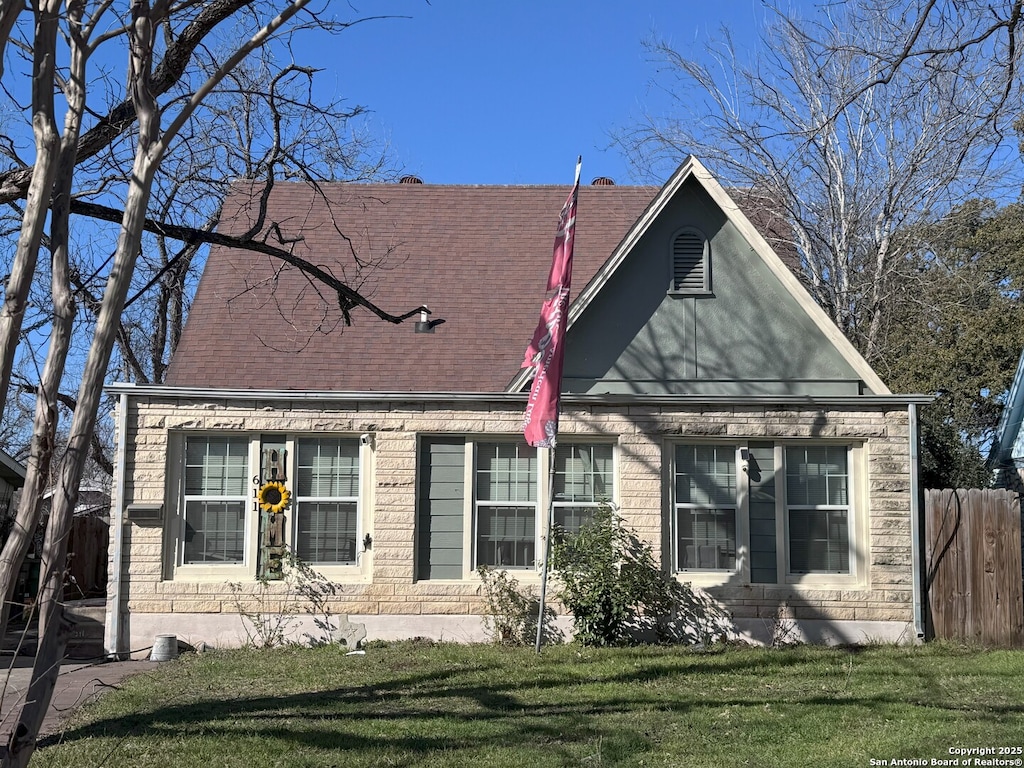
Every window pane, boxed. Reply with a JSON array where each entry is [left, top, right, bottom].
[[297, 438, 359, 497], [675, 445, 736, 505], [786, 446, 848, 506], [554, 444, 613, 503], [185, 436, 248, 496], [553, 505, 596, 535], [476, 505, 536, 569], [676, 507, 736, 570], [183, 501, 245, 563], [789, 509, 850, 573], [476, 443, 536, 502], [296, 501, 357, 564]]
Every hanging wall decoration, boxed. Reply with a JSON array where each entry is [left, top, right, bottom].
[[256, 443, 289, 580], [257, 480, 291, 514]]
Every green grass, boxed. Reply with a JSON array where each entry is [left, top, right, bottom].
[[32, 642, 1024, 768]]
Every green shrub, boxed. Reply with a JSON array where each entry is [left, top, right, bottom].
[[549, 505, 734, 646]]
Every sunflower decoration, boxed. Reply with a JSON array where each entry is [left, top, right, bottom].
[[257, 480, 291, 514]]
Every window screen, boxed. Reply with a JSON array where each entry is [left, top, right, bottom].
[[295, 438, 360, 565], [786, 446, 850, 574], [674, 444, 737, 571], [183, 436, 248, 564], [553, 443, 613, 534], [475, 443, 537, 569]]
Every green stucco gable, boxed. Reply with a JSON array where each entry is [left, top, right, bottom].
[[562, 178, 867, 396]]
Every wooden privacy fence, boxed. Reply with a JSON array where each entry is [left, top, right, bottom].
[[925, 488, 1023, 646], [65, 515, 108, 599]]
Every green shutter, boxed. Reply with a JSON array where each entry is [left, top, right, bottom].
[[747, 442, 777, 583], [416, 438, 465, 579]]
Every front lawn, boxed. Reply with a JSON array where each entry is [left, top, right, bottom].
[[32, 642, 1024, 767]]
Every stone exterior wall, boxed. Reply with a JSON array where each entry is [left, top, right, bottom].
[[110, 394, 916, 646]]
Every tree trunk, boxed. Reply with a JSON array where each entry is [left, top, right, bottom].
[[4, 2, 312, 763], [0, 1, 23, 76], [0, 0, 61, 419], [0, 0, 86, 650]]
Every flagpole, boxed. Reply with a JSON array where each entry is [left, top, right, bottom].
[[535, 447, 556, 653], [532, 157, 581, 655]]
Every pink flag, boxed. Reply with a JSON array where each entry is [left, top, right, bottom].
[[522, 158, 581, 448]]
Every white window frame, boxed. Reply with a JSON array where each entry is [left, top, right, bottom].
[[472, 441, 540, 571], [415, 436, 620, 581], [168, 432, 370, 582], [786, 444, 851, 577], [179, 434, 251, 569], [672, 443, 741, 575], [668, 439, 866, 589], [291, 436, 362, 567], [552, 442, 616, 534]]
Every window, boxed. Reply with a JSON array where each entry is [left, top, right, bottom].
[[475, 442, 538, 569], [416, 437, 619, 579], [670, 441, 858, 583], [553, 443, 614, 534], [295, 438, 360, 565], [182, 436, 248, 564], [670, 228, 709, 293], [785, 446, 850, 574], [674, 444, 737, 571], [174, 433, 364, 576]]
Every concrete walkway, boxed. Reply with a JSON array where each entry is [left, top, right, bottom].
[[1, 655, 155, 747]]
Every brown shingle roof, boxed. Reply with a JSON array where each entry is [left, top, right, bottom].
[[165, 180, 791, 392]]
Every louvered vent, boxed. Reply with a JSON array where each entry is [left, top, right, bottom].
[[672, 232, 706, 292]]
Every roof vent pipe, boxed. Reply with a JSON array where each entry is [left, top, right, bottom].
[[414, 306, 434, 334], [591, 177, 615, 186], [399, 175, 423, 184]]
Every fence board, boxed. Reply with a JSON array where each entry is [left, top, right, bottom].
[[925, 488, 1023, 647]]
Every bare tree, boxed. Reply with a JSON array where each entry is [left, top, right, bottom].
[[620, 5, 1021, 363], [820, 0, 1022, 121], [109, 50, 392, 384], [0, 3, 421, 763]]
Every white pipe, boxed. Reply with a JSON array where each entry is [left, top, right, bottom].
[[104, 390, 129, 658], [908, 402, 925, 641]]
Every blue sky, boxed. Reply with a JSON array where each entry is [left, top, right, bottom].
[[325, 1, 811, 186]]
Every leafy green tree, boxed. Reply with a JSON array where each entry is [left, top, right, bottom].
[[876, 199, 1024, 486]]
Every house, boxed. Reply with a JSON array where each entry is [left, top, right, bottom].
[[990, 348, 1024, 492], [0, 448, 29, 618], [40, 484, 111, 600], [105, 157, 929, 655], [0, 448, 25, 522]]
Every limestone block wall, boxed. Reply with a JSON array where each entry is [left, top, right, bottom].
[[110, 394, 916, 637]]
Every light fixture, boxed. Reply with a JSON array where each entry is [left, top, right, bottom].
[[414, 305, 446, 334]]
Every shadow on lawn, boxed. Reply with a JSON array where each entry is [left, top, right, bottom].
[[38, 646, 1024, 760]]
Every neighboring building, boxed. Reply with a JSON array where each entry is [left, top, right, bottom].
[[0, 448, 25, 521], [0, 448, 28, 616], [105, 157, 929, 655], [991, 349, 1024, 492], [40, 484, 111, 599]]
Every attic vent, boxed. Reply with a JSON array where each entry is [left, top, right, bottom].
[[671, 230, 709, 293], [591, 176, 615, 186], [399, 175, 423, 184]]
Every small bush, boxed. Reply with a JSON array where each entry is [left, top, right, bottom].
[[477, 565, 561, 646], [550, 506, 734, 646], [229, 550, 342, 648]]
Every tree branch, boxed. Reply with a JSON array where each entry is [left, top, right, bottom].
[[69, 198, 428, 325]]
